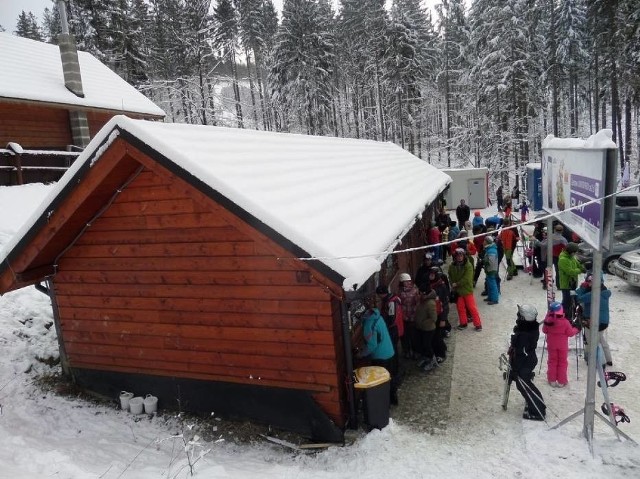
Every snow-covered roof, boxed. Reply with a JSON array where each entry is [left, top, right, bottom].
[[0, 116, 451, 291], [542, 129, 617, 150], [0, 33, 165, 118]]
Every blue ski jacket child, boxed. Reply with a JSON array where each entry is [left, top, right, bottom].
[[360, 308, 394, 360]]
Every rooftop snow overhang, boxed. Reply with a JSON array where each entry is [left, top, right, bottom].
[[0, 117, 451, 295]]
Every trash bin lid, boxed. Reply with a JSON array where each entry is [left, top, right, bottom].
[[354, 366, 390, 388]]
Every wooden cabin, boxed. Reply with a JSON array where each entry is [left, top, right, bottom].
[[0, 116, 451, 441], [0, 33, 165, 185]]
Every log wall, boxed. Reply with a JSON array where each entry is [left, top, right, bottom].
[[53, 167, 344, 423]]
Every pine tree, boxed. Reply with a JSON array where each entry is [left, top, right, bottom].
[[213, 0, 244, 128], [15, 11, 44, 41], [269, 0, 335, 135]]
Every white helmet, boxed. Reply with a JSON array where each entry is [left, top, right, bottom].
[[517, 304, 538, 322], [399, 273, 411, 282]]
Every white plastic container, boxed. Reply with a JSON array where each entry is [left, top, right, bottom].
[[119, 391, 134, 411], [143, 394, 158, 414], [128, 396, 144, 415]]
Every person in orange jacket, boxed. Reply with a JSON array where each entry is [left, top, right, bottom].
[[499, 219, 518, 279]]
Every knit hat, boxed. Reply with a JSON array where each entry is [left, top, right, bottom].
[[399, 273, 411, 282], [425, 252, 433, 260], [454, 247, 466, 257], [566, 242, 579, 254], [474, 211, 481, 216], [484, 235, 494, 244], [554, 224, 564, 232]]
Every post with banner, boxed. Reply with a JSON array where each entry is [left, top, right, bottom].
[[540, 130, 634, 449]]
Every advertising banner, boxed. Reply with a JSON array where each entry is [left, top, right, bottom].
[[541, 131, 618, 250]]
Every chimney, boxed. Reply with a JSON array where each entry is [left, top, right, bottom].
[[56, 0, 90, 148]]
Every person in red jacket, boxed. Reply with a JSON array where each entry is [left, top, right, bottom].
[[427, 222, 442, 262], [542, 302, 580, 387]]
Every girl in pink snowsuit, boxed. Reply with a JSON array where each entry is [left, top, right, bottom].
[[542, 302, 579, 387]]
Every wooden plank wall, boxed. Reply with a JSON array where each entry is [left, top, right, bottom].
[[0, 103, 72, 148], [53, 168, 343, 422]]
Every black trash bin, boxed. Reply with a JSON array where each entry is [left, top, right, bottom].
[[354, 366, 390, 430]]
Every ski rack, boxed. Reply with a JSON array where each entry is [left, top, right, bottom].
[[552, 345, 636, 445]]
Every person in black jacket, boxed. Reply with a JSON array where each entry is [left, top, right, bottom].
[[509, 304, 546, 421], [455, 199, 471, 229]]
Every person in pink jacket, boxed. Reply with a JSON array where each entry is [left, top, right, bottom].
[[542, 302, 580, 387]]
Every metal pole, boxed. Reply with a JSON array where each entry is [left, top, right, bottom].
[[583, 250, 603, 442], [57, 1, 70, 35]]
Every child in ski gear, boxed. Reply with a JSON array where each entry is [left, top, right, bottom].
[[519, 200, 529, 224], [398, 273, 419, 359], [575, 272, 613, 366], [428, 266, 449, 360], [542, 302, 580, 387], [414, 284, 438, 372], [376, 285, 402, 401], [509, 304, 546, 420], [472, 211, 484, 229], [448, 248, 482, 331], [482, 235, 500, 305], [358, 295, 398, 404]]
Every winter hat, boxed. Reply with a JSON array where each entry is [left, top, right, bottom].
[[566, 242, 579, 254], [548, 301, 564, 316], [429, 266, 441, 275], [454, 247, 466, 256], [399, 273, 411, 283], [517, 304, 538, 322], [484, 235, 494, 244], [425, 252, 434, 260], [375, 285, 388, 295], [474, 211, 481, 216], [554, 224, 564, 232]]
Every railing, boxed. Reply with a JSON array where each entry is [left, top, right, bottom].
[[0, 145, 81, 185]]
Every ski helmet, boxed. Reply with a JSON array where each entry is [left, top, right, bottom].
[[517, 304, 538, 322], [399, 273, 411, 283], [548, 301, 564, 316]]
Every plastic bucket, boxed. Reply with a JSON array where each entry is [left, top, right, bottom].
[[119, 391, 134, 411], [143, 394, 158, 414], [129, 396, 144, 415]]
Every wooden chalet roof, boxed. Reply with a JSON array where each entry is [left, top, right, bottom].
[[0, 33, 165, 118], [0, 116, 451, 292]]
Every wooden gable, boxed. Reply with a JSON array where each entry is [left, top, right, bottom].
[[0, 137, 348, 431]]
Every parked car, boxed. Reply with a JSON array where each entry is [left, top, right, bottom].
[[576, 226, 640, 274], [611, 249, 640, 288]]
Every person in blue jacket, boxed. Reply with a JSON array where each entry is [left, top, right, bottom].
[[359, 295, 398, 404], [575, 272, 613, 366]]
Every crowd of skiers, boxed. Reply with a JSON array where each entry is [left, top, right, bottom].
[[356, 198, 615, 419]]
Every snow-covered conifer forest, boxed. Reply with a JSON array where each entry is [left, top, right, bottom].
[[4, 0, 640, 188]]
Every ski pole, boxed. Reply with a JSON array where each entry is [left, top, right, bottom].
[[538, 336, 546, 375]]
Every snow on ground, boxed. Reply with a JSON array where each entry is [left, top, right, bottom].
[[0, 183, 639, 478]]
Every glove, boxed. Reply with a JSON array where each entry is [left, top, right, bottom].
[[579, 281, 590, 289]]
